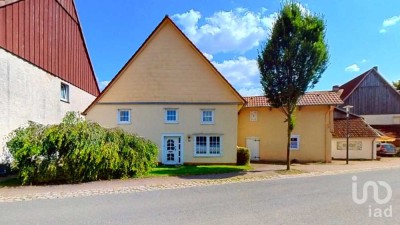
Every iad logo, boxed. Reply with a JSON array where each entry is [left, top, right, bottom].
[[352, 176, 393, 218]]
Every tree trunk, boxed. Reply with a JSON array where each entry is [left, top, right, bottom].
[[286, 114, 291, 170]]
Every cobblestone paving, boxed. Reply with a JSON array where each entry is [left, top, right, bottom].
[[1, 164, 399, 203]]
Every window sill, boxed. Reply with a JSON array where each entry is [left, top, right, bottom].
[[164, 121, 179, 124], [60, 99, 70, 104], [193, 155, 221, 158], [118, 122, 131, 125], [200, 122, 215, 125]]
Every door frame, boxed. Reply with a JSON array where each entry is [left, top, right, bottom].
[[161, 133, 184, 165], [246, 137, 260, 161]]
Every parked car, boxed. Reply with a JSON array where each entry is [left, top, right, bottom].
[[377, 143, 397, 156]]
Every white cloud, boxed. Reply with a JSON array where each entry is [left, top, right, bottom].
[[173, 8, 277, 54], [237, 87, 264, 97], [344, 64, 360, 72], [379, 15, 400, 33], [361, 59, 367, 63], [383, 15, 400, 27], [203, 52, 213, 61], [212, 57, 262, 96], [99, 80, 110, 90]]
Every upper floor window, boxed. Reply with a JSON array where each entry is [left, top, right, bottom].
[[118, 109, 131, 124], [290, 135, 300, 150], [165, 109, 178, 123], [60, 83, 69, 102], [201, 109, 214, 124], [250, 111, 258, 121]]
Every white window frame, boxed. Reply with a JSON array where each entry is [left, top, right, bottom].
[[60, 83, 69, 102], [117, 109, 131, 124], [250, 111, 258, 122], [201, 109, 215, 125], [290, 135, 300, 150], [193, 135, 222, 157], [164, 108, 178, 124]]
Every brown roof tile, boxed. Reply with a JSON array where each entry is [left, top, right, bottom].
[[333, 118, 379, 138], [244, 91, 343, 108]]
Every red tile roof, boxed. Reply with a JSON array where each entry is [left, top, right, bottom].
[[244, 91, 343, 108], [339, 68, 372, 100], [333, 118, 379, 138]]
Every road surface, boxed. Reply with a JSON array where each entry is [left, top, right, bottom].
[[0, 168, 399, 225]]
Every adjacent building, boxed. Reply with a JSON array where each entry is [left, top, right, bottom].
[[338, 67, 400, 146], [332, 108, 380, 160], [238, 92, 343, 163], [0, 0, 100, 155]]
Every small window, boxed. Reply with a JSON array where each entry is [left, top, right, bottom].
[[60, 83, 69, 102], [118, 109, 131, 124], [290, 135, 300, 150], [194, 135, 221, 156], [165, 109, 178, 123], [250, 111, 258, 122], [201, 110, 214, 124]]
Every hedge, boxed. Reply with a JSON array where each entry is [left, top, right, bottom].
[[237, 146, 250, 165], [6, 112, 158, 184]]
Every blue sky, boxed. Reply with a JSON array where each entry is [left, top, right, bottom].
[[75, 0, 400, 96]]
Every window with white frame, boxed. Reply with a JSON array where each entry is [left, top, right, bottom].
[[290, 135, 300, 150], [201, 109, 214, 124], [60, 83, 69, 102], [165, 109, 178, 123], [194, 135, 221, 156], [118, 109, 131, 124], [250, 111, 258, 121]]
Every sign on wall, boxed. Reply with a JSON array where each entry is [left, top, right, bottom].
[[337, 141, 362, 150]]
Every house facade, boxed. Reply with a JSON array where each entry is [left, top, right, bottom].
[[0, 0, 99, 156], [238, 92, 343, 163], [84, 16, 245, 165], [338, 67, 400, 146]]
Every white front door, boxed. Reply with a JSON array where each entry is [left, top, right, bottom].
[[246, 137, 260, 161], [163, 136, 182, 165]]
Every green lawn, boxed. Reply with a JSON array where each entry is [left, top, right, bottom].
[[148, 165, 252, 177]]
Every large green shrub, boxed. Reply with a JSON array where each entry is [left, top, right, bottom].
[[237, 147, 250, 165], [6, 112, 158, 184]]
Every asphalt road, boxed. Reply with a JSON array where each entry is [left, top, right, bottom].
[[0, 168, 399, 225]]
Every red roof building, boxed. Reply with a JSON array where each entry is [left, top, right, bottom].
[[0, 0, 99, 96]]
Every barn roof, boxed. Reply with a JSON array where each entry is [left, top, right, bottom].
[[0, 0, 99, 96]]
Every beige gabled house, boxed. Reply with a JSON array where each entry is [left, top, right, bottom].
[[84, 16, 245, 165]]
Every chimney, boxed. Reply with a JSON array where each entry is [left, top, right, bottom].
[[332, 85, 340, 92], [373, 66, 378, 71]]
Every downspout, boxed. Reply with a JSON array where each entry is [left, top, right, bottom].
[[325, 106, 332, 162], [371, 138, 376, 160]]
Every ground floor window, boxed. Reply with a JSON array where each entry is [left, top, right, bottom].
[[194, 135, 221, 156], [290, 135, 300, 150]]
